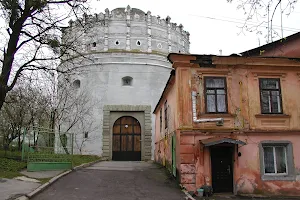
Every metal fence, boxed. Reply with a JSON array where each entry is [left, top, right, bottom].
[[23, 126, 74, 171]]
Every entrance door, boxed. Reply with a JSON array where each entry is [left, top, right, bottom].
[[112, 116, 141, 161], [211, 146, 233, 193]]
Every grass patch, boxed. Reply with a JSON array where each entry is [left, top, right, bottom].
[[37, 177, 52, 184], [0, 158, 26, 178], [0, 171, 24, 179], [0, 152, 100, 179], [72, 155, 100, 167]]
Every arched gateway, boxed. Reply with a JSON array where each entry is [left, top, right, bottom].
[[112, 116, 141, 161]]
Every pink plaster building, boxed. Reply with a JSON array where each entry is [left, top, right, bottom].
[[153, 53, 300, 196]]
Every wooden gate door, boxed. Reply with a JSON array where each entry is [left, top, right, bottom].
[[211, 146, 233, 193], [112, 116, 141, 161]]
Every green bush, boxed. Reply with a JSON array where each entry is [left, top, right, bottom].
[[0, 158, 26, 172]]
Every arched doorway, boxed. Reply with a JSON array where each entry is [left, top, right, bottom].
[[112, 116, 141, 161]]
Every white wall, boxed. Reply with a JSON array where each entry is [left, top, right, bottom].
[[68, 53, 172, 158]]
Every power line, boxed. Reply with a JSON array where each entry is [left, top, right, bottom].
[[188, 14, 300, 32]]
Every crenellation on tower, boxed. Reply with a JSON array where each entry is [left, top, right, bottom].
[[65, 6, 190, 55]]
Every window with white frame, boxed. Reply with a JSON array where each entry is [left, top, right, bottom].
[[259, 141, 295, 181], [263, 146, 287, 174]]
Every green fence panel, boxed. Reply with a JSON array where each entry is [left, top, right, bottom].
[[23, 127, 74, 172]]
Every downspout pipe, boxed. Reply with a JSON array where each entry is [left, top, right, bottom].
[[192, 91, 224, 123]]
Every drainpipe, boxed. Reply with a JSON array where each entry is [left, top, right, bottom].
[[192, 91, 224, 124]]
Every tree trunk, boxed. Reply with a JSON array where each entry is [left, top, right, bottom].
[[0, 85, 7, 111], [0, 11, 31, 112]]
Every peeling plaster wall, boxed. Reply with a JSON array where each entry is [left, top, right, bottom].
[[234, 135, 300, 196], [153, 55, 300, 195], [154, 76, 177, 170], [180, 60, 300, 131], [178, 133, 300, 196]]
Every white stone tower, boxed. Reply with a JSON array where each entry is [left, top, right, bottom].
[[60, 6, 190, 160]]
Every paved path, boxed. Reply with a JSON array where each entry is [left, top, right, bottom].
[[1, 169, 64, 200], [0, 178, 40, 200], [32, 161, 185, 200]]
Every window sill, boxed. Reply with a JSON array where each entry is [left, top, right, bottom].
[[201, 113, 236, 118], [255, 114, 291, 118], [261, 174, 295, 181]]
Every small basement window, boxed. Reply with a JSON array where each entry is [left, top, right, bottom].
[[136, 40, 141, 46], [73, 80, 81, 88], [122, 76, 133, 86]]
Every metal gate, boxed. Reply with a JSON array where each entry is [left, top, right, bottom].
[[23, 127, 74, 171]]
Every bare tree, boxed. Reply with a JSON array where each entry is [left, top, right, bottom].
[[53, 74, 99, 154], [0, 70, 99, 154], [228, 0, 298, 42], [73, 115, 99, 154], [0, 79, 51, 150], [0, 0, 90, 111]]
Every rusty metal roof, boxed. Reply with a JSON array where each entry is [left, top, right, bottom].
[[240, 32, 300, 57], [200, 137, 246, 147]]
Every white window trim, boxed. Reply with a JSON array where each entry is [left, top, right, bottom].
[[263, 146, 288, 175]]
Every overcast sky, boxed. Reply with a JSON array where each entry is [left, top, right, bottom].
[[89, 0, 300, 55]]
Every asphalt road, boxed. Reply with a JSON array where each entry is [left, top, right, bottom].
[[31, 161, 185, 200]]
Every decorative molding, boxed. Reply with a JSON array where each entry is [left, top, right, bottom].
[[166, 16, 172, 53], [255, 116, 290, 129], [255, 114, 291, 118], [125, 6, 131, 51], [196, 69, 230, 77], [252, 71, 287, 81], [146, 11, 152, 53], [64, 7, 191, 56], [200, 113, 236, 118], [102, 105, 152, 161], [104, 9, 109, 51]]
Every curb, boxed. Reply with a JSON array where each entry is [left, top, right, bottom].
[[179, 185, 196, 200], [14, 159, 102, 200], [182, 189, 196, 200]]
